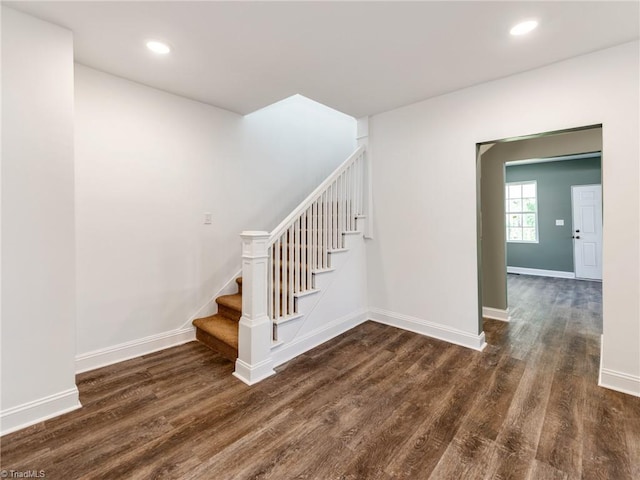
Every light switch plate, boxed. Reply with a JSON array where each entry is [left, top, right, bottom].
[[555, 219, 564, 226], [204, 212, 212, 225]]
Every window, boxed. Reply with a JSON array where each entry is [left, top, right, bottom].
[[506, 181, 538, 243]]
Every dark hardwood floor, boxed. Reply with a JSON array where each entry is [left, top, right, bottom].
[[2, 274, 638, 479]]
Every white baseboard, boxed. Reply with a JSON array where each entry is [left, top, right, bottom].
[[600, 369, 640, 397], [233, 358, 276, 386], [1, 387, 81, 436], [369, 308, 487, 351], [75, 326, 195, 374], [271, 308, 368, 368], [482, 306, 510, 322], [599, 335, 640, 397], [507, 266, 575, 279], [76, 270, 240, 374]]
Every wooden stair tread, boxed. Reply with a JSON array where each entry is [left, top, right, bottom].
[[192, 217, 359, 361], [216, 293, 242, 312], [193, 314, 239, 349]]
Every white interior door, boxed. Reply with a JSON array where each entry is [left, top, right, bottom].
[[572, 185, 602, 280]]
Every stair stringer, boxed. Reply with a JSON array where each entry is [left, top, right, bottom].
[[270, 226, 368, 367]]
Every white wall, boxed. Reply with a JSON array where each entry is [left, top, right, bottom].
[[74, 65, 244, 357], [75, 67, 356, 362], [1, 7, 79, 434], [241, 94, 357, 229], [368, 41, 640, 394]]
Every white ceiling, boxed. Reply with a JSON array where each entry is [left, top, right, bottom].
[[7, 1, 639, 118]]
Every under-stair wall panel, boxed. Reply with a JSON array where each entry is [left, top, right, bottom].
[[271, 228, 368, 367]]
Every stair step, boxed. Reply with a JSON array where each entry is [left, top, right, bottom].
[[312, 267, 335, 275], [193, 314, 238, 362], [216, 293, 242, 321], [276, 242, 348, 249], [295, 288, 320, 298], [273, 313, 304, 325]]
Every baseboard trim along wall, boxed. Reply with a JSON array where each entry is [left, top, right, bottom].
[[600, 369, 640, 397], [271, 309, 368, 368], [599, 336, 640, 397], [1, 387, 81, 436], [233, 358, 276, 386], [482, 307, 510, 322], [369, 308, 487, 351], [75, 271, 243, 374], [75, 326, 196, 374], [507, 266, 575, 279]]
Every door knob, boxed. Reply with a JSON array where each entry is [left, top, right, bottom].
[[572, 235, 581, 239]]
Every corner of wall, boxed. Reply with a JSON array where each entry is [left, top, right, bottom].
[[1, 387, 81, 437]]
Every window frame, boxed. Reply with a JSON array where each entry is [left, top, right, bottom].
[[505, 180, 539, 244]]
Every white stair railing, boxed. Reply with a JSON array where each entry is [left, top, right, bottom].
[[267, 145, 366, 326], [234, 145, 367, 385]]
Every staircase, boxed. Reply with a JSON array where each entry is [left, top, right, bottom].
[[192, 145, 368, 381], [192, 277, 242, 361]]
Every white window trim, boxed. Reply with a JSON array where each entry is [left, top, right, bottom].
[[506, 180, 539, 244]]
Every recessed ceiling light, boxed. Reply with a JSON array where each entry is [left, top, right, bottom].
[[510, 20, 538, 36], [146, 40, 171, 54]]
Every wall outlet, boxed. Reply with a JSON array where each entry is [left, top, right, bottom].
[[204, 212, 212, 225], [555, 219, 564, 226]]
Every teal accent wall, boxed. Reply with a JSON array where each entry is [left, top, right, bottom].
[[505, 156, 601, 272]]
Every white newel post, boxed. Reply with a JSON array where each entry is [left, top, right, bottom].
[[233, 231, 276, 385]]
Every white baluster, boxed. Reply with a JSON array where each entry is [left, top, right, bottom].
[[274, 237, 280, 320], [337, 176, 341, 245], [305, 206, 314, 290], [328, 190, 331, 260], [288, 225, 294, 315], [353, 162, 357, 226], [312, 200, 317, 275], [333, 181, 338, 249], [359, 153, 363, 215], [341, 171, 345, 235], [337, 174, 342, 245], [328, 185, 333, 251], [293, 220, 298, 293], [301, 211, 306, 292], [268, 244, 273, 322], [346, 166, 351, 231], [322, 191, 328, 268], [356, 155, 360, 216], [282, 231, 288, 316]]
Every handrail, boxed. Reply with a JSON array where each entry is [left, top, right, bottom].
[[268, 145, 365, 246]]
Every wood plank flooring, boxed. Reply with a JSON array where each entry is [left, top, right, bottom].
[[2, 274, 639, 479]]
